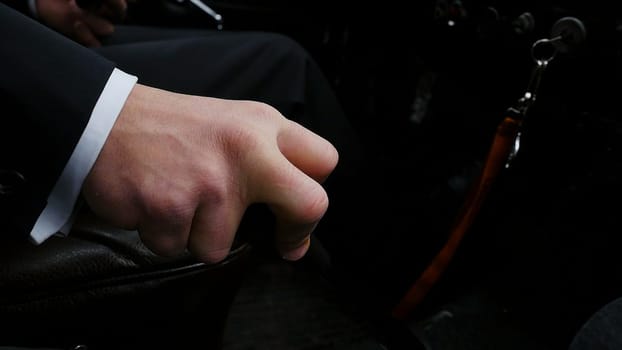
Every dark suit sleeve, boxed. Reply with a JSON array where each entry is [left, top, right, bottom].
[[0, 3, 116, 235]]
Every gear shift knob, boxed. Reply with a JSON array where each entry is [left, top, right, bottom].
[[550, 16, 587, 53]]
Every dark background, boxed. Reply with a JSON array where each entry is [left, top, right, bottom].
[[126, 1, 622, 348]]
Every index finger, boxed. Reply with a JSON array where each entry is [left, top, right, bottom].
[[277, 120, 339, 183], [250, 151, 330, 261], [270, 170, 329, 261]]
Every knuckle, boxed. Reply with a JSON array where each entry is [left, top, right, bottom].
[[197, 174, 230, 206], [247, 100, 274, 114], [211, 140, 262, 204], [299, 186, 329, 223], [244, 100, 283, 123], [140, 188, 195, 223]]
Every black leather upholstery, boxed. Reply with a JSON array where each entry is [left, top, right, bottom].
[[0, 209, 253, 350]]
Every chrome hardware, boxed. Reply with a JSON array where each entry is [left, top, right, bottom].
[[189, 0, 224, 30]]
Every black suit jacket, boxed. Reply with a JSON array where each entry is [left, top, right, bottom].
[[0, 3, 115, 235]]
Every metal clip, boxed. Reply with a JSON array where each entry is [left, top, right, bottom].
[[189, 0, 224, 30], [504, 17, 585, 168], [504, 36, 557, 167], [514, 38, 557, 116], [514, 16, 586, 116], [505, 129, 522, 169]]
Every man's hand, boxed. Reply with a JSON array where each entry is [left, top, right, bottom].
[[82, 84, 339, 263], [35, 0, 127, 47]]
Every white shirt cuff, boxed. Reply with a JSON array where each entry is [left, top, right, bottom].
[[29, 68, 138, 244]]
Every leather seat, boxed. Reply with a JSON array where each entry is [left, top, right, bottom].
[[0, 209, 253, 350]]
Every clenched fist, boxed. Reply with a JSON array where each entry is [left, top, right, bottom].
[[83, 84, 339, 263]]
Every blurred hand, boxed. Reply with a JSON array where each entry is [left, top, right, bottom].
[[83, 84, 339, 263], [35, 0, 128, 47]]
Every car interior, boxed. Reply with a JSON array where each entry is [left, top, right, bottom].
[[2, 0, 622, 349]]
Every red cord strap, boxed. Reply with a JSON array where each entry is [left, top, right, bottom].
[[391, 116, 523, 320]]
